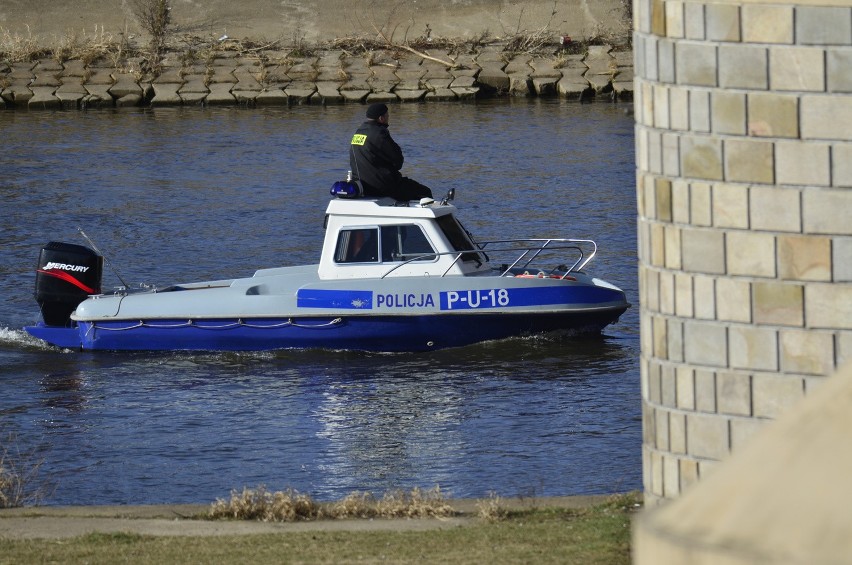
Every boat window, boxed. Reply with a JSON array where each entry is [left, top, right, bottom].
[[435, 215, 481, 263], [380, 225, 436, 262], [335, 228, 379, 263]]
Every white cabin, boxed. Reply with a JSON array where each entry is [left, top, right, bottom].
[[318, 198, 489, 280]]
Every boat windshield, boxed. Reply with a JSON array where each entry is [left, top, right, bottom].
[[435, 215, 481, 263], [334, 225, 436, 264]]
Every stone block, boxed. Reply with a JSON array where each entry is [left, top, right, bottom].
[[752, 373, 804, 418], [662, 133, 680, 177], [680, 457, 700, 491], [803, 189, 852, 235], [651, 223, 665, 267], [690, 182, 712, 226], [660, 271, 675, 314], [658, 39, 675, 84], [724, 139, 774, 184], [82, 84, 112, 106], [803, 95, 852, 141], [780, 329, 835, 376], [805, 284, 852, 329], [663, 453, 681, 497], [742, 4, 794, 44], [653, 314, 668, 359], [694, 275, 716, 320], [675, 272, 693, 317], [670, 413, 687, 455], [206, 83, 236, 105], [665, 1, 684, 38], [833, 143, 852, 187], [653, 131, 669, 177], [776, 141, 830, 186], [109, 74, 142, 98], [796, 6, 852, 45], [828, 49, 852, 92], [838, 330, 852, 367], [684, 2, 705, 40], [716, 277, 751, 323], [689, 89, 711, 132], [769, 46, 825, 91], [150, 83, 182, 106], [669, 86, 689, 131], [729, 416, 765, 451], [726, 231, 776, 277], [753, 282, 804, 326], [676, 367, 695, 410], [681, 136, 723, 180], [712, 183, 748, 229], [424, 89, 456, 101], [28, 87, 60, 110], [655, 178, 672, 221], [672, 179, 689, 223], [750, 185, 801, 233], [717, 372, 751, 416], [315, 82, 343, 103], [684, 320, 728, 367], [747, 92, 798, 138], [395, 90, 427, 102], [695, 370, 717, 412], [778, 235, 832, 281], [682, 228, 725, 274], [662, 365, 677, 407], [719, 45, 767, 89], [687, 412, 730, 460], [643, 36, 659, 82], [651, 0, 666, 36], [675, 42, 717, 87], [669, 318, 685, 362], [711, 91, 746, 135], [339, 90, 369, 103], [653, 85, 669, 129], [665, 226, 682, 271], [706, 3, 740, 42], [835, 237, 852, 281], [285, 83, 318, 103], [254, 88, 288, 105], [729, 325, 779, 371]]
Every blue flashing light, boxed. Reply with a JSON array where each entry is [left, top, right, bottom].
[[330, 180, 362, 198]]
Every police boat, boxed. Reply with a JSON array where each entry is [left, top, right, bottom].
[[24, 187, 629, 352]]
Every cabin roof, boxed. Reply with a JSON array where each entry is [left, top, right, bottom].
[[324, 197, 457, 220]]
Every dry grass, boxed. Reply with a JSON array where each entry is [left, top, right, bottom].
[[208, 485, 457, 522], [0, 26, 132, 66], [476, 492, 510, 522], [0, 432, 50, 508]]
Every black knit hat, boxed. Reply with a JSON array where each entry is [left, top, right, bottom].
[[366, 103, 388, 119]]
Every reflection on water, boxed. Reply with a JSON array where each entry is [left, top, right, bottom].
[[0, 100, 640, 505]]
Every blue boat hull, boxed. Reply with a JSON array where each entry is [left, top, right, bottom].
[[25, 307, 627, 352]]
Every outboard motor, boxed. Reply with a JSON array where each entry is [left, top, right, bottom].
[[34, 242, 103, 326]]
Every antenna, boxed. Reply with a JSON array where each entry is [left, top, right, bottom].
[[77, 228, 131, 289]]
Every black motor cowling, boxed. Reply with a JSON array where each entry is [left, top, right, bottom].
[[35, 242, 103, 326]]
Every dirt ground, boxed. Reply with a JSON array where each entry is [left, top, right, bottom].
[[0, 495, 609, 539], [0, 0, 627, 46]]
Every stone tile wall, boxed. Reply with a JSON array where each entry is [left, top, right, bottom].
[[636, 0, 852, 505]]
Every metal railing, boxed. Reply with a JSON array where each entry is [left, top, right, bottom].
[[379, 238, 596, 279]]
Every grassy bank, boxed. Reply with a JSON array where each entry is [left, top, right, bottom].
[[0, 494, 638, 564]]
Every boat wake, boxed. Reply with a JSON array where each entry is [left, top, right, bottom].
[[0, 326, 64, 351]]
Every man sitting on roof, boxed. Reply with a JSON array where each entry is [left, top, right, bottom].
[[349, 103, 433, 201]]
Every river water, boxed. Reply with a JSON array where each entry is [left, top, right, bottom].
[[0, 99, 640, 505]]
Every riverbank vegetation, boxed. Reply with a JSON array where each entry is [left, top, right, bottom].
[[0, 0, 631, 76], [0, 493, 640, 564]]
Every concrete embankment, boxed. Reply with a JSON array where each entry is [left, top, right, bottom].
[[0, 43, 633, 110]]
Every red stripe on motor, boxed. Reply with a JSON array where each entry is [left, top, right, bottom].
[[37, 269, 97, 294]]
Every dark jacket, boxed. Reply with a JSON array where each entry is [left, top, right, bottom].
[[350, 120, 404, 197]]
